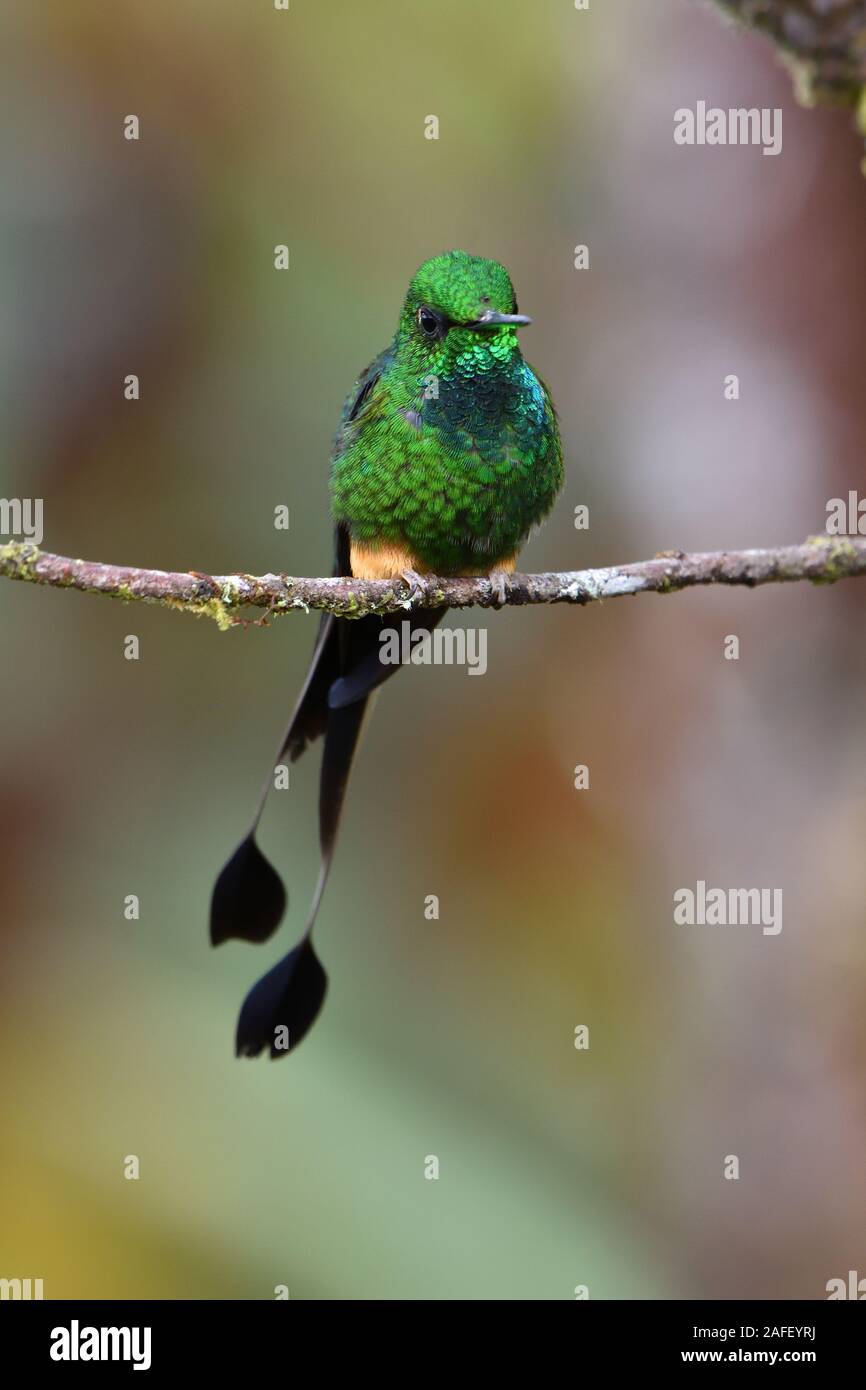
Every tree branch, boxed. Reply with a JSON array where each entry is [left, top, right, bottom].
[[0, 537, 864, 626]]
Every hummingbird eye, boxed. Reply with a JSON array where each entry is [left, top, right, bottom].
[[417, 306, 443, 338]]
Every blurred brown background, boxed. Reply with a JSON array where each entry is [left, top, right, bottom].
[[1, 0, 865, 1299]]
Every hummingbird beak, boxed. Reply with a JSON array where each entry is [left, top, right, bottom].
[[469, 309, 532, 328]]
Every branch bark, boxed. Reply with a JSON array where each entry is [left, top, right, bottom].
[[1, 537, 864, 626]]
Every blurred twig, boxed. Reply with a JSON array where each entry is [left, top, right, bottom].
[[1, 537, 864, 626], [708, 0, 866, 107]]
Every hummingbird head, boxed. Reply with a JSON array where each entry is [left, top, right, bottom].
[[396, 250, 531, 376]]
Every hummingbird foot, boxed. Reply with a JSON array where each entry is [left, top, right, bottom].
[[487, 568, 510, 608], [400, 568, 427, 606]]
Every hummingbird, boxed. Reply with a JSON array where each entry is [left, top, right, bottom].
[[210, 250, 563, 1058]]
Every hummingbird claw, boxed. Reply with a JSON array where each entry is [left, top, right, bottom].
[[487, 569, 509, 608], [400, 568, 426, 606]]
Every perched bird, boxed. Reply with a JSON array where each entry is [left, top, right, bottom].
[[210, 250, 563, 1057]]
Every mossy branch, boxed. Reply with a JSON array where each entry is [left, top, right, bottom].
[[0, 537, 864, 627]]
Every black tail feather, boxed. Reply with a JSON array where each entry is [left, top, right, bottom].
[[328, 609, 445, 709], [317, 695, 371, 862], [234, 693, 370, 1057], [209, 832, 287, 947], [235, 936, 328, 1058], [280, 613, 341, 763], [208, 614, 342, 948], [211, 520, 448, 1056]]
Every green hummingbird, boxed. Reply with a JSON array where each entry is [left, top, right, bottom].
[[210, 250, 563, 1058]]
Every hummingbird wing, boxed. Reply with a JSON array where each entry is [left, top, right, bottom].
[[335, 346, 392, 434]]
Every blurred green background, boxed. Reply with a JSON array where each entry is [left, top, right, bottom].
[[2, 0, 866, 1299]]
